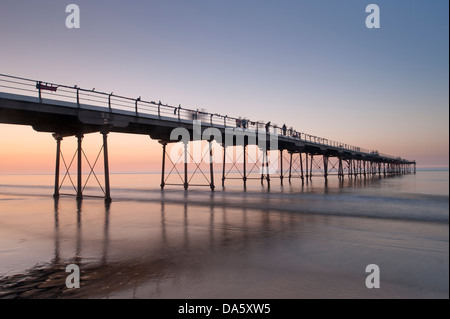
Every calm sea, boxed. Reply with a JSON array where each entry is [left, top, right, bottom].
[[0, 169, 448, 298]]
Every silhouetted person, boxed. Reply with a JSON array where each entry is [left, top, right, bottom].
[[282, 124, 287, 136], [265, 121, 271, 133]]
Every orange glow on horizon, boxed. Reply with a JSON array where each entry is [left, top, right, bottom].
[[0, 125, 163, 173]]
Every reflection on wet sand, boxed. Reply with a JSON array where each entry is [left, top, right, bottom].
[[0, 194, 302, 299]]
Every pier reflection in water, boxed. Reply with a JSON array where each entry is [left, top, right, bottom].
[[0, 193, 310, 299]]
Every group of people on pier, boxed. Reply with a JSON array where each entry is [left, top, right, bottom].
[[235, 118, 301, 139]]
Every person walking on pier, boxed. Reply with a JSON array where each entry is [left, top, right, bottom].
[[265, 121, 271, 133], [282, 124, 287, 136]]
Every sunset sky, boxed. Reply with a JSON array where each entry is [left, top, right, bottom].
[[0, 0, 448, 173]]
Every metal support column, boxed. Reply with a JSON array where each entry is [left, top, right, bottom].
[[222, 145, 226, 187], [76, 134, 83, 200], [261, 147, 265, 186], [280, 150, 284, 185], [300, 152, 304, 182], [288, 152, 293, 183], [363, 160, 366, 178], [359, 160, 362, 177], [241, 144, 246, 189], [309, 154, 313, 180], [184, 142, 188, 190], [102, 132, 111, 202], [53, 135, 62, 198], [209, 140, 215, 191], [348, 159, 352, 178], [160, 142, 167, 189], [361, 160, 364, 177], [305, 152, 309, 180], [323, 155, 328, 180], [266, 149, 270, 188]]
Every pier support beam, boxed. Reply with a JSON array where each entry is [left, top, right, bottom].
[[209, 140, 215, 191], [222, 145, 226, 188], [288, 152, 293, 183], [53, 135, 62, 198], [260, 148, 271, 188], [300, 152, 304, 182], [305, 153, 309, 180], [361, 160, 364, 177], [363, 160, 366, 178], [280, 150, 284, 186], [184, 142, 188, 190], [243, 144, 247, 189], [261, 147, 265, 186], [102, 132, 111, 202], [349, 159, 353, 178], [160, 142, 167, 189], [266, 149, 270, 189], [76, 134, 83, 200], [348, 159, 352, 178], [323, 155, 329, 180]]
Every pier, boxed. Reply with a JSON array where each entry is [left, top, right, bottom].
[[0, 74, 416, 202]]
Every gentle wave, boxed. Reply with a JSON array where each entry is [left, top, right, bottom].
[[1, 182, 448, 224]]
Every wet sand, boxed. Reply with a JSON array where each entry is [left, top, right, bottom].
[[0, 191, 448, 299]]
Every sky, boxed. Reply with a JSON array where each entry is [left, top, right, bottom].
[[0, 0, 448, 173]]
